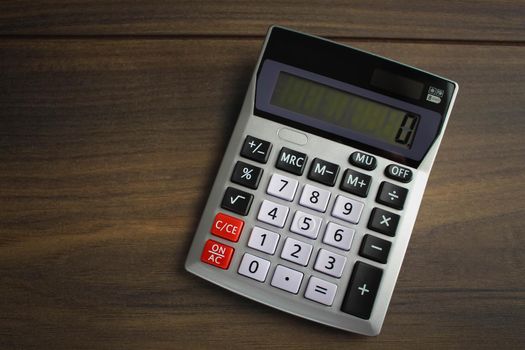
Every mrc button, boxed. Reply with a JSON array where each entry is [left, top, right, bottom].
[[349, 151, 377, 171], [276, 147, 308, 175], [385, 164, 413, 183]]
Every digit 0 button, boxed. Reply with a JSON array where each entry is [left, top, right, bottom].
[[238, 253, 271, 282], [200, 239, 234, 270], [210, 212, 244, 242]]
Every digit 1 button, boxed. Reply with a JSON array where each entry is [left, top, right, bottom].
[[367, 208, 400, 237], [341, 262, 383, 319], [359, 234, 391, 264], [308, 158, 340, 186], [247, 226, 280, 255], [340, 169, 372, 198], [231, 161, 263, 189], [240, 135, 272, 163], [221, 187, 254, 216], [200, 239, 234, 269], [376, 181, 408, 210]]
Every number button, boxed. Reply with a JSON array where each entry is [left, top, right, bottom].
[[304, 276, 337, 306], [271, 265, 304, 294], [266, 173, 298, 201], [331, 195, 364, 224], [323, 222, 355, 251], [247, 226, 280, 255], [257, 199, 289, 228], [238, 253, 271, 282], [281, 237, 313, 266], [290, 210, 322, 239], [314, 249, 347, 278], [299, 184, 331, 212]]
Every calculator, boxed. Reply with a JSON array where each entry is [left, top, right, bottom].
[[185, 26, 458, 336]]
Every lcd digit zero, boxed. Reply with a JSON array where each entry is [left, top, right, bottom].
[[185, 26, 458, 335]]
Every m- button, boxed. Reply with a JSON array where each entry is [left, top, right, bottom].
[[276, 147, 308, 175], [308, 158, 340, 186]]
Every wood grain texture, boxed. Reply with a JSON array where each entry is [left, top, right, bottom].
[[0, 0, 524, 41], [1, 37, 524, 349]]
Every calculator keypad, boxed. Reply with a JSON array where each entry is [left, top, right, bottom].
[[200, 134, 415, 322]]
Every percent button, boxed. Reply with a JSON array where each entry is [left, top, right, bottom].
[[231, 161, 263, 189]]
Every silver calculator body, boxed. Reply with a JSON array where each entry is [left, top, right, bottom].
[[185, 26, 458, 335]]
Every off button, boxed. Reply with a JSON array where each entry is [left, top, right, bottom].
[[385, 164, 413, 183]]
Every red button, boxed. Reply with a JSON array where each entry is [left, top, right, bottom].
[[210, 212, 244, 242], [200, 239, 234, 269]]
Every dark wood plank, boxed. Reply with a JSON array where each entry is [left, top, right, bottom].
[[0, 39, 524, 349], [0, 0, 524, 41]]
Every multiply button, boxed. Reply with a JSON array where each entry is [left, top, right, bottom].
[[276, 147, 307, 175], [200, 239, 234, 270], [210, 212, 244, 242], [341, 261, 383, 319], [340, 169, 371, 198], [240, 135, 272, 163], [308, 158, 339, 186], [376, 182, 408, 210], [231, 161, 263, 189], [221, 187, 254, 216], [368, 208, 400, 237], [385, 164, 413, 183], [349, 151, 377, 171]]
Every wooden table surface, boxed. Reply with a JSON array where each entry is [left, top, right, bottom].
[[1, 1, 524, 349]]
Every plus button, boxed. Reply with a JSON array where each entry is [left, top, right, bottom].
[[358, 283, 370, 296]]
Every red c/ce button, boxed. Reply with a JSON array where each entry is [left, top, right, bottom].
[[201, 239, 234, 269], [210, 212, 244, 242]]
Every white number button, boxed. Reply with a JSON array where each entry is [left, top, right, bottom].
[[290, 210, 322, 239], [238, 253, 271, 282], [257, 199, 289, 228], [314, 249, 347, 278], [271, 265, 304, 294], [299, 184, 331, 212], [331, 195, 364, 224], [247, 226, 280, 255], [280, 237, 313, 266], [304, 276, 337, 306], [267, 173, 298, 201], [323, 222, 355, 251]]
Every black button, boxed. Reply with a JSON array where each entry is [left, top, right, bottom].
[[240, 135, 272, 163], [385, 164, 413, 183], [276, 147, 307, 175], [367, 208, 400, 237], [340, 169, 371, 197], [349, 152, 377, 171], [307, 158, 339, 186], [359, 234, 391, 264], [376, 182, 408, 210], [341, 261, 383, 319], [221, 187, 253, 216], [231, 161, 263, 189]]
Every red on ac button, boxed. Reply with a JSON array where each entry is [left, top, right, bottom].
[[201, 239, 234, 269], [211, 212, 244, 242]]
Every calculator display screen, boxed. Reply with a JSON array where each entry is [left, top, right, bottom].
[[270, 72, 419, 149]]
